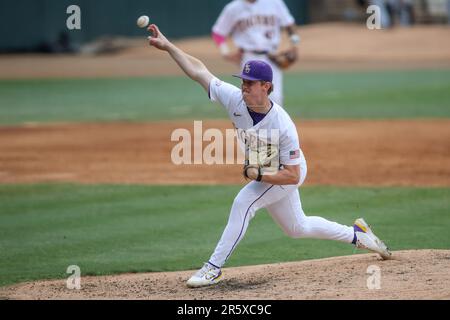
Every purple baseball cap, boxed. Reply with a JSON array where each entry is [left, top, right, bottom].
[[233, 60, 273, 82]]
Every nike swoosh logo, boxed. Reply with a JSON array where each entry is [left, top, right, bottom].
[[233, 112, 242, 117]]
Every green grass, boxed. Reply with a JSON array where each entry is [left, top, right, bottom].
[[0, 184, 449, 287], [0, 69, 449, 125], [284, 70, 450, 118]]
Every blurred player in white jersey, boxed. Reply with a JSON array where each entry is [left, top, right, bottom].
[[212, 0, 300, 106]]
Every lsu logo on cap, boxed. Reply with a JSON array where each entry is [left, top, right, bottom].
[[244, 63, 251, 74]]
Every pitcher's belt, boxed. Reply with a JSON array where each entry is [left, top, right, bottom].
[[240, 49, 270, 55]]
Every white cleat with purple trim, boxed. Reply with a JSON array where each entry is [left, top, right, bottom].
[[186, 262, 222, 288], [354, 218, 392, 260]]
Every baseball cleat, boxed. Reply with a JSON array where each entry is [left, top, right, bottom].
[[186, 262, 222, 288], [354, 218, 392, 260]]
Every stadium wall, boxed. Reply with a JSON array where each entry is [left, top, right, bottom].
[[0, 0, 309, 52]]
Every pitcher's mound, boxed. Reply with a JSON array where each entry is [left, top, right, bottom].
[[1, 250, 449, 300]]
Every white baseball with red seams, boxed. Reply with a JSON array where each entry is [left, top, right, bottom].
[[137, 15, 150, 28], [212, 0, 296, 106]]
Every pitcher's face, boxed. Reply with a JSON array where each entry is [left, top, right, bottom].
[[241, 79, 270, 107]]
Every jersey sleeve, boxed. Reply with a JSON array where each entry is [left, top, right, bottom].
[[277, 0, 295, 27], [279, 129, 302, 166], [212, 4, 237, 36], [208, 77, 242, 114]]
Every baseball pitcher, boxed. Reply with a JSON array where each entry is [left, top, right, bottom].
[[212, 0, 300, 106], [146, 24, 391, 288]]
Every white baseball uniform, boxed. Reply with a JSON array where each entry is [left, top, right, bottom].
[[207, 77, 354, 268], [212, 0, 296, 106]]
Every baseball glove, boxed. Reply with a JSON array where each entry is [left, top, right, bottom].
[[243, 143, 279, 181], [268, 47, 298, 70]]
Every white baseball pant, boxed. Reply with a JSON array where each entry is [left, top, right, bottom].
[[208, 168, 354, 268]]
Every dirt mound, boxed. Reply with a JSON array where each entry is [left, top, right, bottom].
[[1, 119, 449, 186], [1, 250, 449, 300]]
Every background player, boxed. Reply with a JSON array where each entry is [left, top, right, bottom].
[[212, 0, 300, 106], [146, 24, 391, 288]]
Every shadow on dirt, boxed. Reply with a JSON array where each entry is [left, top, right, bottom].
[[203, 278, 271, 292]]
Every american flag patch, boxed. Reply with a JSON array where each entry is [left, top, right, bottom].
[[289, 149, 300, 159]]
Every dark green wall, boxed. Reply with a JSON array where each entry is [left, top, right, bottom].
[[0, 0, 309, 51]]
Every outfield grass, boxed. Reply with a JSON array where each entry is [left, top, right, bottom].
[[0, 184, 449, 287], [0, 69, 449, 125]]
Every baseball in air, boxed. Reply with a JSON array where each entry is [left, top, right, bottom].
[[137, 15, 150, 28]]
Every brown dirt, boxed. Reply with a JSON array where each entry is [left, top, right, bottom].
[[1, 250, 449, 300], [1, 23, 449, 80], [0, 119, 449, 186]]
